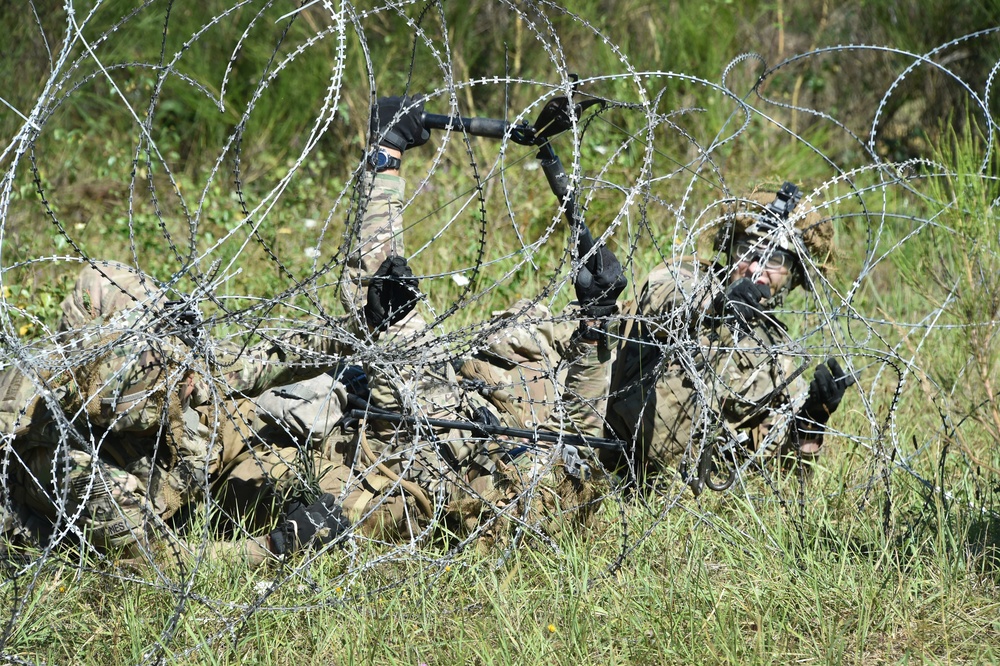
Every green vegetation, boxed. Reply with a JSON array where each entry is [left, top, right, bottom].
[[2, 0, 1000, 663], [4, 464, 1000, 664]]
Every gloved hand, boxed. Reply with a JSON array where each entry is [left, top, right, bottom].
[[471, 405, 501, 434], [338, 365, 370, 401], [713, 278, 771, 332], [268, 493, 349, 556], [364, 255, 420, 332], [574, 244, 627, 317], [799, 358, 855, 426], [370, 95, 429, 153], [159, 299, 205, 348]]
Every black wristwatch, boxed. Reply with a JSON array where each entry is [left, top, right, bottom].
[[577, 320, 606, 343], [368, 147, 401, 173], [576, 317, 620, 353]]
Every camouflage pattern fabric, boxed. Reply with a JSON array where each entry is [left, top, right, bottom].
[[218, 434, 426, 543], [58, 260, 164, 334], [12, 434, 192, 554], [456, 300, 568, 431], [0, 362, 48, 439], [339, 173, 406, 316], [6, 169, 616, 556], [602, 260, 810, 482], [338, 173, 425, 340], [219, 391, 438, 543], [2, 262, 359, 558], [47, 311, 356, 473], [457, 299, 611, 438], [207, 172, 613, 545], [253, 370, 350, 445], [308, 173, 614, 543]]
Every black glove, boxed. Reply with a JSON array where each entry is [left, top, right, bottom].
[[338, 364, 370, 401], [268, 493, 349, 556], [364, 256, 421, 332], [160, 299, 205, 348], [799, 358, 855, 426], [712, 278, 771, 332], [370, 95, 429, 152], [574, 244, 627, 317], [471, 405, 501, 434]]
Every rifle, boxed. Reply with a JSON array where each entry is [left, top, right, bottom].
[[687, 360, 811, 495], [344, 404, 624, 452]]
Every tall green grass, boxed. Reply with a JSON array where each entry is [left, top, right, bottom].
[[4, 461, 1000, 664]]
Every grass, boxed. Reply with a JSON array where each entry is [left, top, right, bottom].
[[3, 0, 1000, 664], [4, 454, 1000, 664]]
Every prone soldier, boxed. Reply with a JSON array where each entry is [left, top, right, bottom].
[[1, 260, 365, 563], [229, 93, 629, 547], [601, 183, 853, 493]]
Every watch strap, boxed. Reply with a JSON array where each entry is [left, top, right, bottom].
[[369, 148, 401, 172]]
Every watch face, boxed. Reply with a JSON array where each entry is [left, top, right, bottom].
[[370, 149, 398, 172]]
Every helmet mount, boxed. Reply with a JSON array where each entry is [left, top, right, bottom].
[[742, 181, 804, 255]]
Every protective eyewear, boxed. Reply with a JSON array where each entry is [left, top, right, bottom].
[[732, 238, 797, 271]]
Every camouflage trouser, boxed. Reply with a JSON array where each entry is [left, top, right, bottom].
[[5, 394, 260, 556], [224, 369, 481, 542], [443, 444, 607, 547], [226, 375, 605, 545], [456, 299, 611, 438], [10, 432, 197, 554], [207, 388, 422, 541], [359, 360, 605, 545], [217, 438, 431, 542]]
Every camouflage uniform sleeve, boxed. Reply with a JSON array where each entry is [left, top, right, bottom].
[[704, 318, 807, 427], [339, 173, 406, 315], [543, 324, 613, 439], [59, 260, 164, 335], [337, 171, 431, 417], [194, 317, 357, 402], [635, 261, 712, 342], [637, 260, 789, 422], [770, 354, 812, 454]]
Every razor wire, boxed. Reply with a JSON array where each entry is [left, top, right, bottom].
[[0, 0, 998, 662]]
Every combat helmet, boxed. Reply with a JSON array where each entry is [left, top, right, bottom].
[[59, 261, 164, 333], [714, 181, 833, 293]]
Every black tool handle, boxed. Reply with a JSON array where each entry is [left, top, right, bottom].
[[536, 142, 595, 256], [422, 112, 510, 140], [422, 111, 596, 255]]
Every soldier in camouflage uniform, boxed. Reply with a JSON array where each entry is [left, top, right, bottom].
[[231, 95, 627, 545], [1, 93, 626, 560], [601, 183, 852, 492], [1, 260, 363, 562]]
